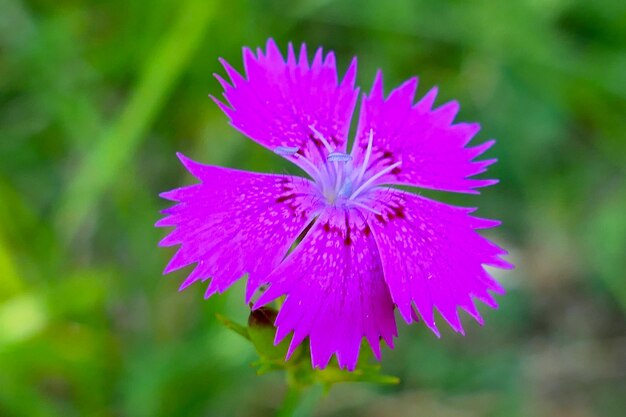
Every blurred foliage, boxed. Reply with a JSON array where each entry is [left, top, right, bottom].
[[1, 0, 625, 416]]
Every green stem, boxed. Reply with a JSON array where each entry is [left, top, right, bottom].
[[275, 384, 304, 417], [275, 383, 322, 417]]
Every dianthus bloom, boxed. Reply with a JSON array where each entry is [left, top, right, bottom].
[[158, 39, 513, 370]]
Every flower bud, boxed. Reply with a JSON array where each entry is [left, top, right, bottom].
[[248, 307, 300, 361]]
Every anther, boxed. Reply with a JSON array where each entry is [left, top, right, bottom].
[[327, 152, 352, 162], [274, 146, 300, 156], [275, 145, 328, 187]]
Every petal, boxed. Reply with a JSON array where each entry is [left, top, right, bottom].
[[212, 39, 359, 170], [367, 189, 513, 336], [352, 73, 497, 194], [254, 207, 397, 370], [157, 153, 323, 301]]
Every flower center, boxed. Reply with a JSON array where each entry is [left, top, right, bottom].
[[275, 127, 401, 214]]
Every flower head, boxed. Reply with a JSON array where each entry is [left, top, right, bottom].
[[158, 39, 513, 370]]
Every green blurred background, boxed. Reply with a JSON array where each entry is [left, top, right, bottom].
[[1, 0, 625, 416]]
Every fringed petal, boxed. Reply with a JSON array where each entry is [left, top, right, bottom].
[[352, 74, 497, 194], [213, 39, 359, 171], [367, 189, 513, 335], [158, 153, 323, 300], [254, 208, 397, 370]]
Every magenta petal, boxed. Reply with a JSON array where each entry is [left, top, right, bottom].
[[157, 153, 323, 300], [213, 39, 360, 167], [254, 208, 397, 370], [368, 189, 512, 336], [157, 40, 514, 370], [352, 73, 497, 194]]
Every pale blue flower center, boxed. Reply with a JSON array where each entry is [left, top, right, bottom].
[[275, 127, 401, 214]]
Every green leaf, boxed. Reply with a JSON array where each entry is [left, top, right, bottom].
[[215, 314, 250, 341]]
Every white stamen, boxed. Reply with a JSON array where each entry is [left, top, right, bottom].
[[308, 124, 343, 195], [333, 162, 343, 197], [355, 129, 374, 184], [294, 153, 325, 184], [349, 161, 402, 200]]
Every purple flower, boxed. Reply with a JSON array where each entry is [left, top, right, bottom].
[[157, 39, 513, 370]]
